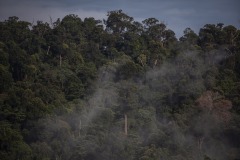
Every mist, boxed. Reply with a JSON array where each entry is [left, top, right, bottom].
[[29, 48, 238, 160], [1, 10, 240, 160]]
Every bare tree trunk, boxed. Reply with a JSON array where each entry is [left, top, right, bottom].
[[47, 46, 50, 55], [49, 16, 54, 28], [140, 58, 144, 67], [198, 136, 205, 151], [60, 54, 62, 67], [124, 113, 128, 136], [196, 136, 204, 159], [78, 119, 82, 137], [154, 59, 158, 66]]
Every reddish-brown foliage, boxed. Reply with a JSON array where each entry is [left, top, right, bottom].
[[195, 91, 232, 124]]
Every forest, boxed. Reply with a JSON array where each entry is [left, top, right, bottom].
[[0, 10, 240, 160]]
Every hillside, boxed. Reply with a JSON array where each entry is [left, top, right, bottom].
[[0, 10, 240, 160]]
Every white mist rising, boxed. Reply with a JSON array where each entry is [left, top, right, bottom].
[[34, 49, 234, 160]]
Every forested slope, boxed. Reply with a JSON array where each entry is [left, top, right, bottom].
[[0, 10, 240, 160]]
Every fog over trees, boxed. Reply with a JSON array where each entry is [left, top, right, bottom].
[[0, 10, 240, 160]]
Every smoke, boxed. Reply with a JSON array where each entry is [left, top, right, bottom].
[[31, 49, 237, 160]]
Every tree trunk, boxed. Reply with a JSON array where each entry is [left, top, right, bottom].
[[60, 54, 62, 67], [47, 46, 50, 55], [124, 113, 128, 135], [78, 119, 82, 137], [198, 136, 204, 151]]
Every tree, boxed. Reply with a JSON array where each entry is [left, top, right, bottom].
[[105, 10, 134, 34], [142, 18, 166, 42], [180, 28, 198, 46], [83, 17, 103, 42], [0, 121, 32, 160], [0, 11, 240, 160], [0, 61, 12, 92]]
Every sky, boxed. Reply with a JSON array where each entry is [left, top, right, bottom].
[[0, 0, 239, 38]]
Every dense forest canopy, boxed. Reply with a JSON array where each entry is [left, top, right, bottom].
[[0, 10, 240, 160]]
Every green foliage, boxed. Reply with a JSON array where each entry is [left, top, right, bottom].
[[0, 10, 239, 160], [105, 10, 134, 34], [0, 64, 13, 92], [0, 121, 32, 160]]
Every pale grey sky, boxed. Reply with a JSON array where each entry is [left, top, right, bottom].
[[0, 0, 239, 38]]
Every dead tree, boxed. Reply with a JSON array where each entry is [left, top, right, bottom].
[[124, 113, 128, 135]]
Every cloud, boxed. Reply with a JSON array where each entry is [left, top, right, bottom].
[[0, 0, 239, 38], [164, 8, 196, 16], [0, 1, 107, 24]]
